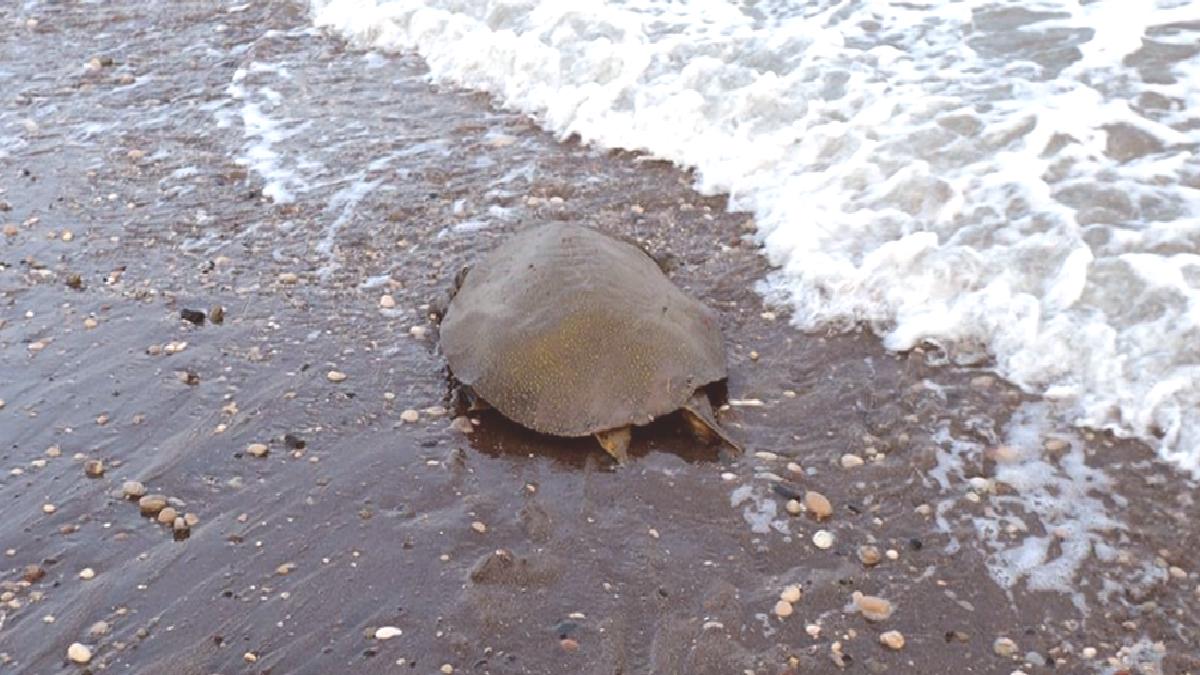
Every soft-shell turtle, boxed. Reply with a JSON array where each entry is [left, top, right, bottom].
[[439, 222, 740, 462]]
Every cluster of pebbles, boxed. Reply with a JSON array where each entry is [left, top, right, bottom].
[[120, 480, 199, 540]]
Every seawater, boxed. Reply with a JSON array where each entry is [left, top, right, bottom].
[[308, 0, 1200, 473]]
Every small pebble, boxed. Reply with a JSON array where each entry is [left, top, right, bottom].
[[852, 592, 893, 621], [409, 325, 428, 339], [89, 621, 110, 637], [400, 409, 419, 424], [83, 317, 98, 329], [1043, 438, 1069, 452], [246, 443, 269, 458], [22, 565, 45, 583], [441, 665, 453, 674], [138, 494, 168, 516], [879, 630, 905, 650], [156, 507, 178, 525], [471, 521, 487, 534], [805, 624, 821, 638], [858, 545, 882, 566], [1080, 647, 1097, 659], [375, 626, 402, 640], [840, 454, 864, 469], [67, 643, 92, 664], [993, 637, 1018, 657], [379, 295, 396, 309], [42, 503, 57, 514], [244, 652, 258, 663], [450, 416, 474, 434], [327, 370, 347, 383], [184, 512, 200, 527], [804, 491, 832, 520], [84, 459, 104, 477], [780, 585, 802, 603], [79, 568, 96, 580], [172, 517, 190, 539], [785, 499, 803, 516], [209, 305, 225, 324], [122, 480, 146, 499], [560, 638, 580, 653], [278, 272, 299, 284], [812, 530, 834, 549], [773, 600, 794, 618]]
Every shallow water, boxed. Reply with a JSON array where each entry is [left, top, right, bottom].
[[0, 1, 1198, 673], [311, 0, 1200, 474]]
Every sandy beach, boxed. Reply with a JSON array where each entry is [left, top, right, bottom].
[[1, 1, 1198, 673]]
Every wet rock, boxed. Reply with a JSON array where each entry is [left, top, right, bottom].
[[993, 637, 1017, 657], [138, 494, 168, 516], [65, 273, 84, 289], [172, 517, 190, 540], [283, 434, 305, 450], [83, 459, 104, 478], [374, 626, 402, 640], [122, 480, 146, 499], [812, 530, 834, 549], [22, 565, 45, 583], [560, 638, 580, 653], [209, 305, 225, 324], [180, 308, 205, 325], [156, 507, 178, 525], [852, 592, 893, 621], [858, 545, 882, 566], [804, 491, 832, 520], [246, 443, 269, 458], [879, 630, 905, 650], [67, 643, 92, 664]]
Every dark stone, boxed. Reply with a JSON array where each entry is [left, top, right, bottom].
[[180, 308, 206, 325]]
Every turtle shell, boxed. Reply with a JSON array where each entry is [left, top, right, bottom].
[[439, 222, 727, 437]]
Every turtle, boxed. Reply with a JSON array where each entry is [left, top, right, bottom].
[[438, 221, 741, 462]]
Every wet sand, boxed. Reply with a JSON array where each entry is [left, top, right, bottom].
[[1, 1, 1198, 674]]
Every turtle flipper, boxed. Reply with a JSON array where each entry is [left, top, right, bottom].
[[595, 426, 632, 464], [682, 391, 743, 454]]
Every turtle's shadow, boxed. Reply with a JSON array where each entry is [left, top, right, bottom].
[[465, 409, 725, 469]]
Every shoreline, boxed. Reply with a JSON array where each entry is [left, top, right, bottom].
[[1, 1, 1197, 674]]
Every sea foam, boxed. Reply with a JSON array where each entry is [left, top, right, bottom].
[[310, 0, 1200, 472]]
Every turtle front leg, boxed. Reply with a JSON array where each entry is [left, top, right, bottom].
[[594, 426, 632, 464], [682, 391, 743, 454]]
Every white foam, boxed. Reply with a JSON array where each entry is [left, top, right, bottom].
[[930, 403, 1125, 609], [311, 0, 1200, 472], [222, 64, 311, 204]]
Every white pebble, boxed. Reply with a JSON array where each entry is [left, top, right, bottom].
[[840, 454, 864, 468], [375, 626, 403, 640], [812, 530, 834, 549], [79, 568, 95, 580], [773, 600, 793, 618], [67, 643, 92, 664], [400, 409, 419, 424]]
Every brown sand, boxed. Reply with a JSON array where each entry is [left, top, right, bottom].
[[0, 1, 1197, 674]]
